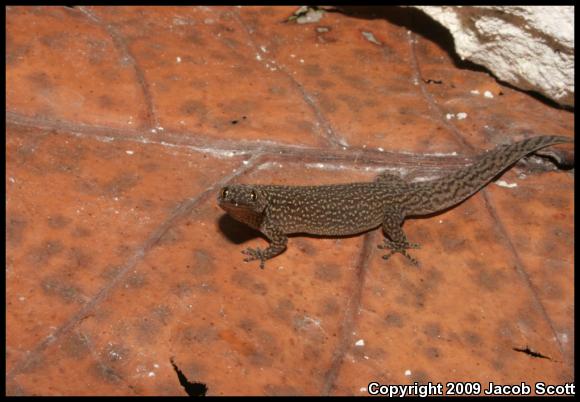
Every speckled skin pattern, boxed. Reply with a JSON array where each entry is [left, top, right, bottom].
[[218, 136, 572, 268]]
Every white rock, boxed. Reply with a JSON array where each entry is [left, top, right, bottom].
[[413, 6, 574, 106]]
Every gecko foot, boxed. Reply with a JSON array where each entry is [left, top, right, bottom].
[[241, 247, 267, 269], [378, 240, 420, 266]]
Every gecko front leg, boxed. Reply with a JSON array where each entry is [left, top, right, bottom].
[[378, 206, 420, 266], [242, 225, 287, 269]]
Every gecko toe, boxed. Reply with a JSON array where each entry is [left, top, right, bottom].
[[241, 247, 267, 268], [382, 250, 396, 260]]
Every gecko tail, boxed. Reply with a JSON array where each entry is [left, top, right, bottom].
[[405, 135, 573, 216]]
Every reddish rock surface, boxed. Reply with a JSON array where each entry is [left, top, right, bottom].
[[6, 6, 574, 396]]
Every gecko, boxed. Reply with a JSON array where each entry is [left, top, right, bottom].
[[217, 136, 572, 269]]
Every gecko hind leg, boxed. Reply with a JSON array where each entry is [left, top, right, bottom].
[[379, 208, 420, 266]]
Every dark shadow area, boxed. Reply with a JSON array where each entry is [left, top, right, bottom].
[[170, 358, 208, 397], [218, 213, 262, 244], [331, 6, 572, 111], [531, 149, 575, 170], [512, 346, 551, 360]]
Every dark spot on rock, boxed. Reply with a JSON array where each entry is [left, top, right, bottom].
[[273, 298, 294, 321], [180, 99, 207, 118], [172, 282, 193, 298], [67, 247, 93, 269], [440, 237, 467, 253], [314, 264, 341, 282], [222, 37, 241, 49], [47, 214, 70, 229], [27, 71, 52, 89], [364, 97, 379, 108], [135, 317, 161, 343], [223, 99, 256, 116], [269, 86, 287, 95], [491, 359, 504, 371], [317, 79, 335, 89], [41, 276, 82, 304], [231, 271, 268, 295], [6, 42, 31, 67], [290, 239, 315, 256], [302, 344, 322, 361], [398, 106, 416, 116], [190, 250, 215, 275], [319, 296, 340, 316], [179, 326, 218, 345], [7, 215, 27, 247], [61, 332, 91, 359], [89, 362, 122, 384], [463, 330, 482, 346], [98, 94, 115, 109], [303, 63, 323, 76], [344, 75, 372, 91], [424, 347, 441, 359], [103, 172, 140, 197], [423, 322, 441, 338], [249, 351, 272, 368], [116, 244, 132, 257], [152, 305, 172, 325], [474, 267, 506, 292], [232, 64, 253, 76], [239, 318, 256, 333], [185, 31, 206, 46], [337, 93, 363, 113], [290, 119, 315, 135], [465, 258, 486, 271], [139, 162, 159, 172], [384, 312, 404, 328], [39, 32, 69, 49], [101, 264, 122, 280], [316, 93, 338, 113], [71, 226, 92, 237], [75, 179, 99, 196], [29, 240, 64, 265], [410, 370, 431, 384]]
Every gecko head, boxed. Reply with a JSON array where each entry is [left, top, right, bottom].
[[217, 184, 268, 215]]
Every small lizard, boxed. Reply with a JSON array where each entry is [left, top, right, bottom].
[[218, 136, 572, 269]]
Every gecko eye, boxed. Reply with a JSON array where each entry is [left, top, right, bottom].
[[221, 187, 229, 199], [250, 190, 257, 201]]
